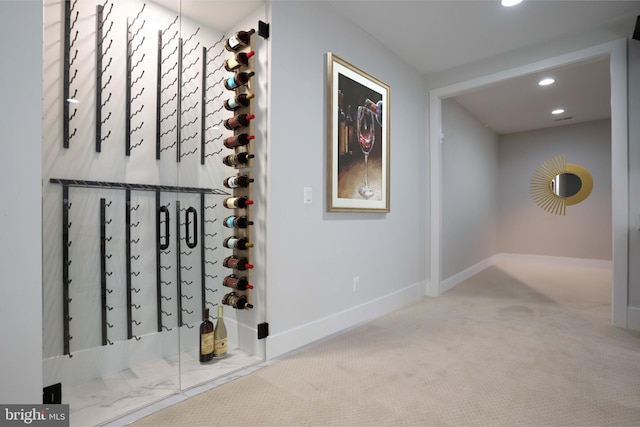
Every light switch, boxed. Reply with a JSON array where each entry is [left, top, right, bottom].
[[303, 187, 312, 204]]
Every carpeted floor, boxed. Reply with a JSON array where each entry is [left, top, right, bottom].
[[130, 258, 640, 426]]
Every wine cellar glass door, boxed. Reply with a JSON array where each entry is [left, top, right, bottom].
[[42, 1, 267, 425]]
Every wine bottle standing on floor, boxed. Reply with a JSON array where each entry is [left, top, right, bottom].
[[223, 133, 254, 149], [213, 306, 228, 358], [223, 236, 253, 250], [223, 274, 254, 290], [224, 29, 255, 52], [199, 308, 214, 363], [223, 174, 254, 189], [223, 92, 255, 111], [223, 255, 254, 270], [222, 152, 254, 167], [223, 215, 254, 229], [223, 113, 255, 130], [222, 292, 254, 310], [224, 71, 255, 90], [223, 196, 253, 209], [224, 51, 255, 72]]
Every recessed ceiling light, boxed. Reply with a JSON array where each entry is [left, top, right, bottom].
[[501, 0, 523, 7], [552, 108, 565, 115], [538, 78, 555, 86]]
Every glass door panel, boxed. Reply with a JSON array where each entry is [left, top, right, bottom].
[[42, 1, 267, 425]]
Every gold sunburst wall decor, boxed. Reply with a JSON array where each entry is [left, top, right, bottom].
[[529, 155, 593, 216]]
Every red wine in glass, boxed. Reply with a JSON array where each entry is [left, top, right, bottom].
[[357, 106, 376, 199]]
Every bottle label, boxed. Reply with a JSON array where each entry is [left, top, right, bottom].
[[225, 77, 239, 90], [226, 98, 240, 110], [226, 58, 240, 70], [225, 238, 238, 249], [228, 36, 241, 50], [225, 176, 239, 188], [214, 337, 228, 357], [224, 216, 237, 228], [226, 258, 240, 268], [201, 332, 214, 355], [224, 197, 239, 208], [226, 116, 239, 128]]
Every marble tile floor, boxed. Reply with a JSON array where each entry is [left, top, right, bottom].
[[63, 348, 263, 427]]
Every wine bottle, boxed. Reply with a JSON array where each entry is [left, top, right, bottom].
[[224, 51, 255, 72], [199, 308, 214, 363], [224, 29, 255, 52], [223, 196, 254, 209], [222, 152, 254, 167], [223, 215, 254, 229], [223, 274, 254, 290], [223, 113, 255, 130], [213, 305, 228, 358], [224, 92, 255, 111], [223, 255, 254, 270], [224, 71, 255, 90], [223, 236, 253, 250], [223, 174, 254, 189], [222, 292, 254, 310], [223, 133, 254, 149]]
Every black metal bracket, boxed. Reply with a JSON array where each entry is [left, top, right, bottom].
[[258, 322, 269, 339], [258, 21, 269, 39]]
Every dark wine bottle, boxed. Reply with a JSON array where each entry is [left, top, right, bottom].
[[224, 72, 255, 90], [213, 305, 228, 358], [223, 236, 253, 250], [223, 255, 254, 270], [222, 292, 254, 310], [222, 152, 254, 167], [199, 308, 214, 363], [223, 215, 254, 229], [224, 29, 255, 52], [223, 174, 254, 189], [223, 196, 253, 209], [223, 274, 254, 290], [224, 92, 255, 111], [223, 133, 254, 149], [223, 113, 255, 130], [224, 51, 255, 72]]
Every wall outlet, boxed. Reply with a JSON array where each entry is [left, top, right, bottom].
[[353, 276, 360, 292]]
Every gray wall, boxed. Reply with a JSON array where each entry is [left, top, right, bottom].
[[441, 99, 499, 279], [628, 40, 640, 307], [498, 120, 612, 260], [0, 2, 43, 403], [266, 0, 427, 356]]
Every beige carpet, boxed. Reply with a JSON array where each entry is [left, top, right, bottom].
[[131, 258, 640, 426]]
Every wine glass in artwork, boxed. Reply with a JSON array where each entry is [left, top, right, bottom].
[[357, 105, 376, 199]]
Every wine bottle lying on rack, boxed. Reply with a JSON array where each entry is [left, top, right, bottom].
[[224, 72, 255, 90], [222, 152, 254, 167], [223, 236, 253, 250], [223, 196, 253, 209], [224, 92, 254, 111], [223, 255, 254, 270], [223, 174, 254, 189], [223, 113, 255, 130], [224, 51, 255, 72], [223, 274, 254, 290], [222, 292, 253, 310], [224, 215, 253, 229], [225, 29, 255, 52], [224, 133, 254, 149]]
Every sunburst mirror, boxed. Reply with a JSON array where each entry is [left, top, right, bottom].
[[529, 155, 593, 216]]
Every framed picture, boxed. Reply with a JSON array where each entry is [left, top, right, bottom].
[[326, 52, 390, 212]]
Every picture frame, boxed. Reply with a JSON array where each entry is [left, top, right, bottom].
[[326, 52, 390, 213]]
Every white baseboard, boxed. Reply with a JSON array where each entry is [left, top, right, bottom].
[[493, 253, 612, 269], [440, 255, 499, 295], [439, 253, 613, 296], [265, 281, 425, 360]]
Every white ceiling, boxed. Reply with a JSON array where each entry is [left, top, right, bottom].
[[167, 0, 640, 134]]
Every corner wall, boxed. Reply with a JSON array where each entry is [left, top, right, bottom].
[[265, 1, 427, 358]]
